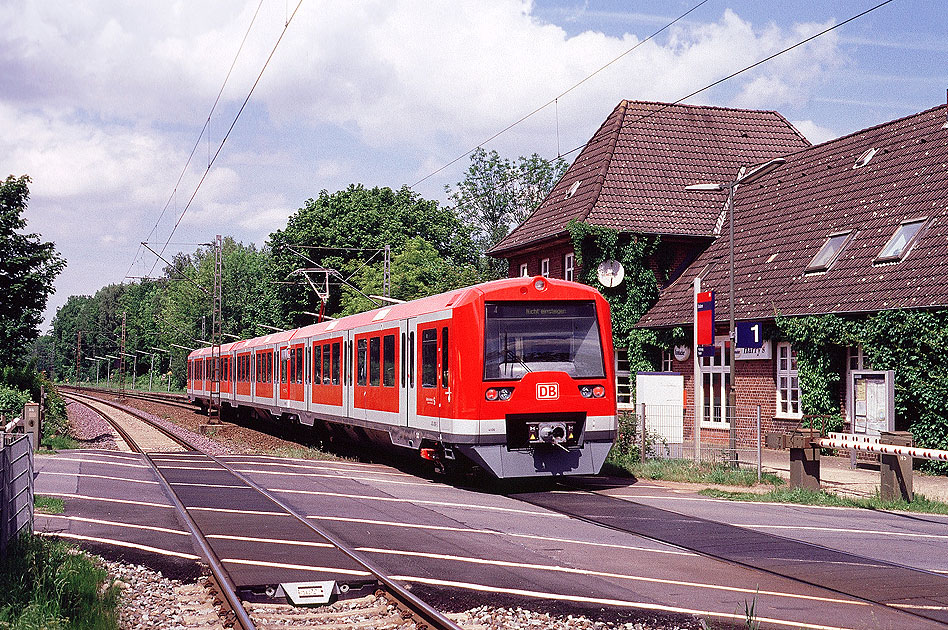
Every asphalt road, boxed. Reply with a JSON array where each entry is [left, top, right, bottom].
[[33, 451, 948, 630]]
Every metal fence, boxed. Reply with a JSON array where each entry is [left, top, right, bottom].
[[1, 432, 33, 555], [623, 404, 763, 477]]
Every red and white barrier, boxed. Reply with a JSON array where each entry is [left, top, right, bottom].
[[817, 437, 948, 463], [826, 432, 880, 445]]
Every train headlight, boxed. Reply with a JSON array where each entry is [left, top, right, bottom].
[[486, 387, 513, 401], [533, 278, 547, 291], [579, 385, 593, 398], [593, 385, 606, 398]]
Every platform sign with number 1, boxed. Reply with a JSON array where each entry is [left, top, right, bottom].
[[736, 321, 764, 349]]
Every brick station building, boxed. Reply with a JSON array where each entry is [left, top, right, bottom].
[[638, 103, 948, 443]]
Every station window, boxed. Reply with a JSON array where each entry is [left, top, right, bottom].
[[875, 218, 926, 263], [383, 334, 396, 387], [421, 329, 437, 388], [519, 263, 528, 277], [357, 339, 367, 386], [776, 342, 801, 417], [564, 253, 574, 281], [615, 349, 632, 409], [541, 258, 550, 277]]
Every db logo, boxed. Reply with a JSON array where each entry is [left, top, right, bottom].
[[536, 383, 559, 400]]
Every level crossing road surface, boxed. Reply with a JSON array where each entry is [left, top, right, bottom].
[[33, 451, 948, 630]]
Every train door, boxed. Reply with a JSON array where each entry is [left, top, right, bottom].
[[410, 318, 452, 433], [342, 331, 352, 419], [279, 345, 289, 402], [399, 321, 409, 426]]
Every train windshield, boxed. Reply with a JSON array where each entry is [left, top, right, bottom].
[[484, 301, 605, 380]]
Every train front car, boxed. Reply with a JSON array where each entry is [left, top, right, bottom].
[[453, 276, 617, 478]]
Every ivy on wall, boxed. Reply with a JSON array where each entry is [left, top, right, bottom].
[[777, 310, 948, 472], [567, 220, 682, 372]]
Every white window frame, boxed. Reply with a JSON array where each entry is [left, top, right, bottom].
[[615, 349, 632, 409], [519, 263, 528, 277], [776, 342, 802, 418], [698, 336, 730, 428], [540, 258, 550, 277], [564, 253, 575, 281], [661, 350, 673, 372]]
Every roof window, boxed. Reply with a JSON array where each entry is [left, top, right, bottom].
[[853, 148, 877, 169], [806, 230, 854, 273], [874, 218, 927, 264], [565, 180, 582, 199]]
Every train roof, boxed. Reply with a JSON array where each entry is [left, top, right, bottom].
[[188, 276, 604, 359]]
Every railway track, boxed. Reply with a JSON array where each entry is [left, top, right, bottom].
[[62, 384, 196, 411], [62, 391, 464, 630]]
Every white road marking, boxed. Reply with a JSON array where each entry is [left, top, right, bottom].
[[149, 465, 224, 471], [170, 482, 250, 489], [37, 456, 149, 469], [360, 547, 864, 605], [205, 534, 332, 548], [189, 506, 288, 516], [269, 488, 564, 517], [37, 514, 188, 536], [890, 603, 948, 611], [390, 576, 862, 630], [43, 493, 173, 508], [233, 468, 431, 486], [225, 458, 414, 477], [40, 451, 143, 462], [220, 454, 398, 471], [38, 471, 158, 485], [731, 523, 948, 540], [36, 531, 199, 559], [221, 558, 370, 576], [308, 515, 694, 556]]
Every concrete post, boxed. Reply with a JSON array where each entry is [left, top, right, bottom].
[[879, 431, 913, 502], [789, 431, 820, 491], [22, 403, 40, 451]]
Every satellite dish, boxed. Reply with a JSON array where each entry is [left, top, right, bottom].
[[597, 260, 625, 287]]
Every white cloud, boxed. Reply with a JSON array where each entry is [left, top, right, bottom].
[[791, 119, 840, 145]]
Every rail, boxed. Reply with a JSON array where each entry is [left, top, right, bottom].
[[69, 391, 462, 630]]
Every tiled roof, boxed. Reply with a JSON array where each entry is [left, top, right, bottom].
[[488, 100, 810, 255], [639, 104, 948, 328]]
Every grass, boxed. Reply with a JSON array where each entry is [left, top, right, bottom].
[[609, 457, 784, 487], [34, 495, 64, 514], [0, 533, 120, 629], [43, 434, 79, 451], [263, 445, 350, 461], [700, 486, 948, 515]]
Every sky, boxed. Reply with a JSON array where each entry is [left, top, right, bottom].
[[1, 0, 944, 330]]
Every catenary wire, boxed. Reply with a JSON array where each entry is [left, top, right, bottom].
[[411, 0, 711, 188], [556, 0, 896, 160], [124, 0, 266, 282]]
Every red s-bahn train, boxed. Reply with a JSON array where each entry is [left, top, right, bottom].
[[187, 276, 617, 478]]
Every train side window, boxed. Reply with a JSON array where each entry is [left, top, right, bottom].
[[322, 343, 330, 384], [421, 328, 437, 388], [281, 348, 288, 383], [267, 352, 273, 383], [357, 339, 367, 386], [369, 336, 381, 386], [400, 332, 406, 387], [314, 344, 321, 385], [332, 342, 340, 385], [297, 347, 304, 384], [304, 345, 310, 385], [441, 327, 449, 388], [383, 334, 395, 387], [409, 331, 415, 387]]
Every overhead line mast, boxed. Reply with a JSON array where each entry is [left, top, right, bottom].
[[210, 234, 223, 425]]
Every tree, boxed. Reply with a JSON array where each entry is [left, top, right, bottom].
[[0, 175, 66, 366], [268, 184, 477, 323], [446, 148, 568, 279]]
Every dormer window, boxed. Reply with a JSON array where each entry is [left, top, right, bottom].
[[806, 230, 854, 273], [875, 218, 927, 264]]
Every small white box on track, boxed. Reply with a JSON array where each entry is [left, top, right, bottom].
[[277, 581, 337, 605]]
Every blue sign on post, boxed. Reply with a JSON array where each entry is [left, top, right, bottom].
[[736, 321, 764, 349]]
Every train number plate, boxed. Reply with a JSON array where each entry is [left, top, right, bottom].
[[536, 383, 559, 400]]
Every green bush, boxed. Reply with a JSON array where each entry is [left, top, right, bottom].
[[0, 534, 120, 629], [0, 366, 70, 447], [0, 384, 30, 422]]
